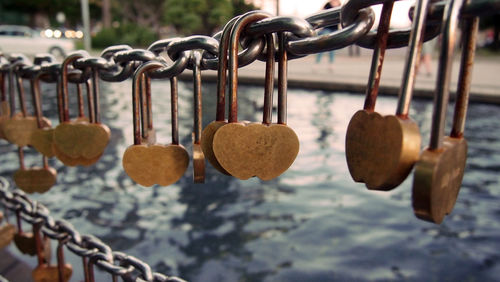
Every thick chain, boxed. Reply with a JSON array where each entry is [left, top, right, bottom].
[[0, 0, 498, 280], [0, 177, 185, 282], [1, 0, 497, 80]]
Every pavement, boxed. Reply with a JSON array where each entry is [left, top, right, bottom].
[[186, 47, 500, 104]]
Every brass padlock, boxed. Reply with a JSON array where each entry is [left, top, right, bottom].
[[0, 59, 11, 139], [13, 148, 57, 194], [13, 211, 51, 259], [2, 60, 50, 147], [0, 211, 15, 249], [191, 51, 206, 183], [345, 0, 422, 190], [52, 52, 111, 166], [412, 1, 477, 224], [201, 17, 238, 176], [32, 236, 72, 282], [213, 12, 299, 181], [122, 61, 189, 187]]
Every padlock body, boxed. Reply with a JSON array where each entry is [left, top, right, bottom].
[[345, 110, 421, 190], [201, 121, 230, 175], [123, 144, 189, 187], [14, 167, 57, 194], [0, 224, 15, 249], [412, 137, 468, 223], [213, 122, 299, 181], [32, 264, 72, 282]]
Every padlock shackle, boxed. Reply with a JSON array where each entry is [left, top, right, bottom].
[[192, 51, 203, 144], [131, 61, 164, 146], [396, 0, 430, 117], [363, 1, 394, 112], [277, 32, 288, 125], [429, 0, 463, 150], [31, 73, 47, 129], [228, 11, 272, 123], [216, 16, 239, 122], [450, 17, 479, 138], [263, 33, 275, 125], [60, 51, 90, 123]]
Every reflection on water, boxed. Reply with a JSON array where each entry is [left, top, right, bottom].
[[1, 79, 499, 282]]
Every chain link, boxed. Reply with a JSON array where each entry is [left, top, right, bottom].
[[0, 177, 186, 282], [0, 1, 498, 280]]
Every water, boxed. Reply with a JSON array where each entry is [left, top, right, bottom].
[[1, 79, 499, 282]]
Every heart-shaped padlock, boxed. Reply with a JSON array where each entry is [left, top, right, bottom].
[[412, 0, 477, 224], [0, 57, 11, 139], [213, 12, 300, 180], [201, 16, 240, 176], [345, 0, 423, 190], [2, 55, 51, 147], [123, 60, 189, 187], [0, 220, 15, 249], [53, 52, 111, 166]]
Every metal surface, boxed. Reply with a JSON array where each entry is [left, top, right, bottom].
[[396, 0, 430, 117], [0, 179, 186, 282], [363, 0, 394, 112], [429, 0, 463, 150], [451, 16, 478, 138]]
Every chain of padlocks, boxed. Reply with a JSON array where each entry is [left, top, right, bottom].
[[0, 0, 499, 281]]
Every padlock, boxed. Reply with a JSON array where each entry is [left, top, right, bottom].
[[191, 51, 206, 183], [52, 52, 111, 166], [29, 63, 59, 158], [212, 12, 299, 181], [412, 0, 477, 224], [201, 16, 238, 175], [32, 236, 72, 282], [0, 212, 15, 248], [0, 59, 11, 139], [2, 59, 51, 147], [13, 211, 51, 259], [122, 61, 189, 187], [13, 148, 57, 194], [345, 0, 422, 190]]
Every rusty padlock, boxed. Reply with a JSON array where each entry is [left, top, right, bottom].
[[2, 56, 50, 147], [191, 51, 206, 183], [213, 12, 299, 181], [0, 210, 15, 249], [32, 235, 72, 282], [122, 61, 189, 187], [13, 210, 51, 259], [345, 0, 423, 190], [412, 0, 477, 224], [201, 16, 239, 176], [0, 57, 11, 139], [52, 52, 110, 166]]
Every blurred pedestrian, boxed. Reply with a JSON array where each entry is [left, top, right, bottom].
[[418, 39, 435, 76], [315, 0, 341, 71]]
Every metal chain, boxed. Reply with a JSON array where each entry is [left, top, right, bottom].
[[0, 1, 498, 280], [0, 177, 186, 282]]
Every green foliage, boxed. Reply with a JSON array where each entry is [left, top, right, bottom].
[[92, 23, 158, 48], [163, 0, 234, 35]]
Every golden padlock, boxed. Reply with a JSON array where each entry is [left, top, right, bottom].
[[345, 0, 422, 190], [412, 0, 478, 224], [122, 61, 189, 187], [213, 12, 299, 181]]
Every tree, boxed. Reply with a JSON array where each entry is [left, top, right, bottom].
[[163, 0, 255, 35]]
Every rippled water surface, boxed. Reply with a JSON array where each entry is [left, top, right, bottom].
[[2, 79, 500, 282]]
